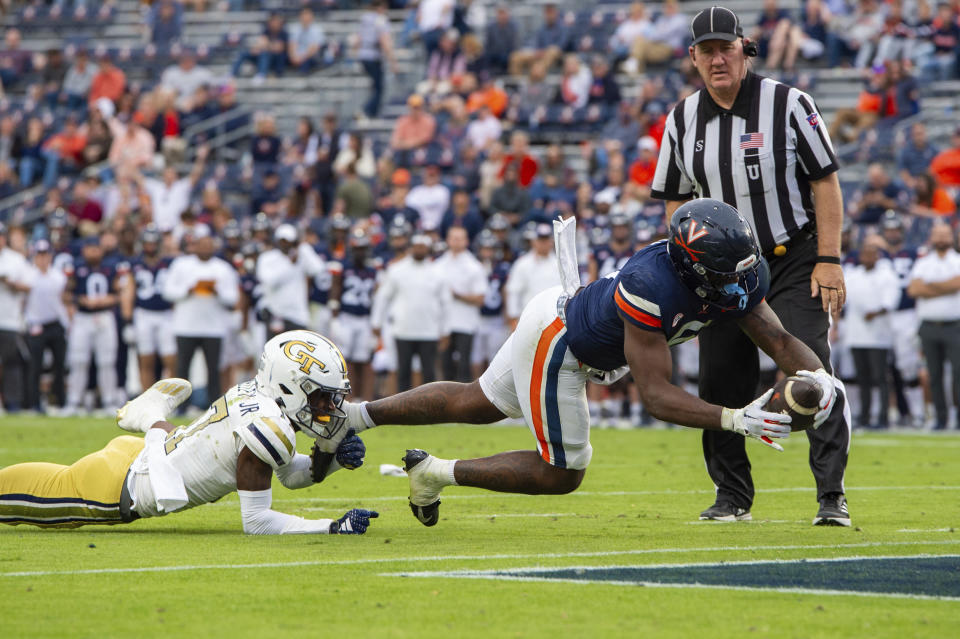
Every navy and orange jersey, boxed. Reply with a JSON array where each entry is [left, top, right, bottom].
[[67, 260, 127, 313], [564, 241, 769, 371], [130, 256, 173, 311]]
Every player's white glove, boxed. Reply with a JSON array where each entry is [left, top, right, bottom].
[[721, 389, 792, 451], [121, 323, 136, 345], [588, 365, 630, 386], [795, 368, 837, 429]]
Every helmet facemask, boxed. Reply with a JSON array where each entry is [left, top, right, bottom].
[[282, 378, 350, 441], [691, 253, 763, 311]]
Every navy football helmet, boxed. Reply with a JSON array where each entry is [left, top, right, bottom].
[[667, 199, 767, 311]]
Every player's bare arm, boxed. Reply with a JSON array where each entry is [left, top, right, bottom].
[[236, 446, 273, 491], [736, 300, 824, 375], [623, 318, 792, 448], [622, 319, 722, 430]]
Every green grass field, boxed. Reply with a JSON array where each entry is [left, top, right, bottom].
[[2, 416, 959, 638]]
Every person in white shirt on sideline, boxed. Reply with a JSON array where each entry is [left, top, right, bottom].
[[256, 224, 326, 338], [0, 224, 34, 412], [163, 225, 239, 406], [140, 145, 208, 232], [843, 235, 900, 429], [907, 223, 960, 430], [504, 223, 561, 330], [372, 234, 450, 392], [435, 227, 488, 382], [24, 240, 68, 413], [405, 164, 451, 232]]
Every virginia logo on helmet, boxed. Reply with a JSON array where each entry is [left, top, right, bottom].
[[674, 218, 708, 262], [282, 340, 328, 375]]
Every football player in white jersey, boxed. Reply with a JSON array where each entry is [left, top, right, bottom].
[[0, 330, 378, 535]]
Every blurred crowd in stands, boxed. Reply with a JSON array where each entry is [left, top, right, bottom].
[[0, 0, 958, 429]]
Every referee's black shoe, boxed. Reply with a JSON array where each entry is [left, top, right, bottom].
[[813, 492, 851, 527], [699, 500, 752, 521]]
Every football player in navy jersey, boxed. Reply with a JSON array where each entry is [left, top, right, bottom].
[[472, 231, 512, 378], [130, 226, 176, 388], [332, 200, 839, 527], [64, 239, 133, 414], [330, 230, 380, 401], [879, 211, 924, 425], [587, 211, 634, 281]]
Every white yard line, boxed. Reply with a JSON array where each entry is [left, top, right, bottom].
[[3, 540, 959, 578]]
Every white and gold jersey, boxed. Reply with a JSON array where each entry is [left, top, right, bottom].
[[132, 379, 297, 518]]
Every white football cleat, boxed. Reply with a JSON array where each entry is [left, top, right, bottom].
[[117, 378, 193, 433], [403, 449, 454, 527]]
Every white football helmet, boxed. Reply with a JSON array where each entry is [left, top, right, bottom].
[[255, 330, 351, 440]]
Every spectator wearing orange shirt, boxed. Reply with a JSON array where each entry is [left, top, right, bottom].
[[930, 127, 960, 188], [628, 136, 658, 196], [41, 116, 87, 188], [465, 73, 508, 117], [88, 55, 126, 106], [911, 173, 957, 218], [499, 130, 538, 188], [390, 94, 437, 153], [828, 65, 888, 145]]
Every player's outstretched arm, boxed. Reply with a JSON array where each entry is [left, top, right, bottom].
[[623, 320, 790, 445], [737, 300, 823, 376], [236, 447, 376, 535]]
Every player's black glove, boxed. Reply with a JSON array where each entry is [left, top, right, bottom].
[[310, 430, 365, 482], [331, 509, 379, 534]]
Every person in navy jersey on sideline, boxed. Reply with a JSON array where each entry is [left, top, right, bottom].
[[130, 226, 176, 389], [330, 230, 380, 401], [331, 200, 838, 528]]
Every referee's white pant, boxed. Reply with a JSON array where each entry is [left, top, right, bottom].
[[479, 286, 593, 470]]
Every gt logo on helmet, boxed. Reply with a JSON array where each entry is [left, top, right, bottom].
[[282, 340, 328, 375]]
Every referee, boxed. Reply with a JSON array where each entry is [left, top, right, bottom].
[[651, 7, 851, 526]]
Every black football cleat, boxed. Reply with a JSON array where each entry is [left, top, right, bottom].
[[699, 500, 752, 521], [813, 493, 851, 526]]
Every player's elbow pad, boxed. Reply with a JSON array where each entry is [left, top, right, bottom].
[[238, 489, 333, 535]]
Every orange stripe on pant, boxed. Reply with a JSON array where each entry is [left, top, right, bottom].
[[529, 317, 565, 464]]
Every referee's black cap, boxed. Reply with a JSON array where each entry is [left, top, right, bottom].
[[690, 6, 742, 46]]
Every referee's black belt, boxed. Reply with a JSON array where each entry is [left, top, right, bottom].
[[762, 224, 816, 261]]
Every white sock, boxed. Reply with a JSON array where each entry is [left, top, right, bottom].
[[444, 459, 460, 486]]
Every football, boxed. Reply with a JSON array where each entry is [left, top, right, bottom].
[[764, 376, 822, 431]]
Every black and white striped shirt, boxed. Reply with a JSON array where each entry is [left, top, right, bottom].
[[651, 72, 839, 254]]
